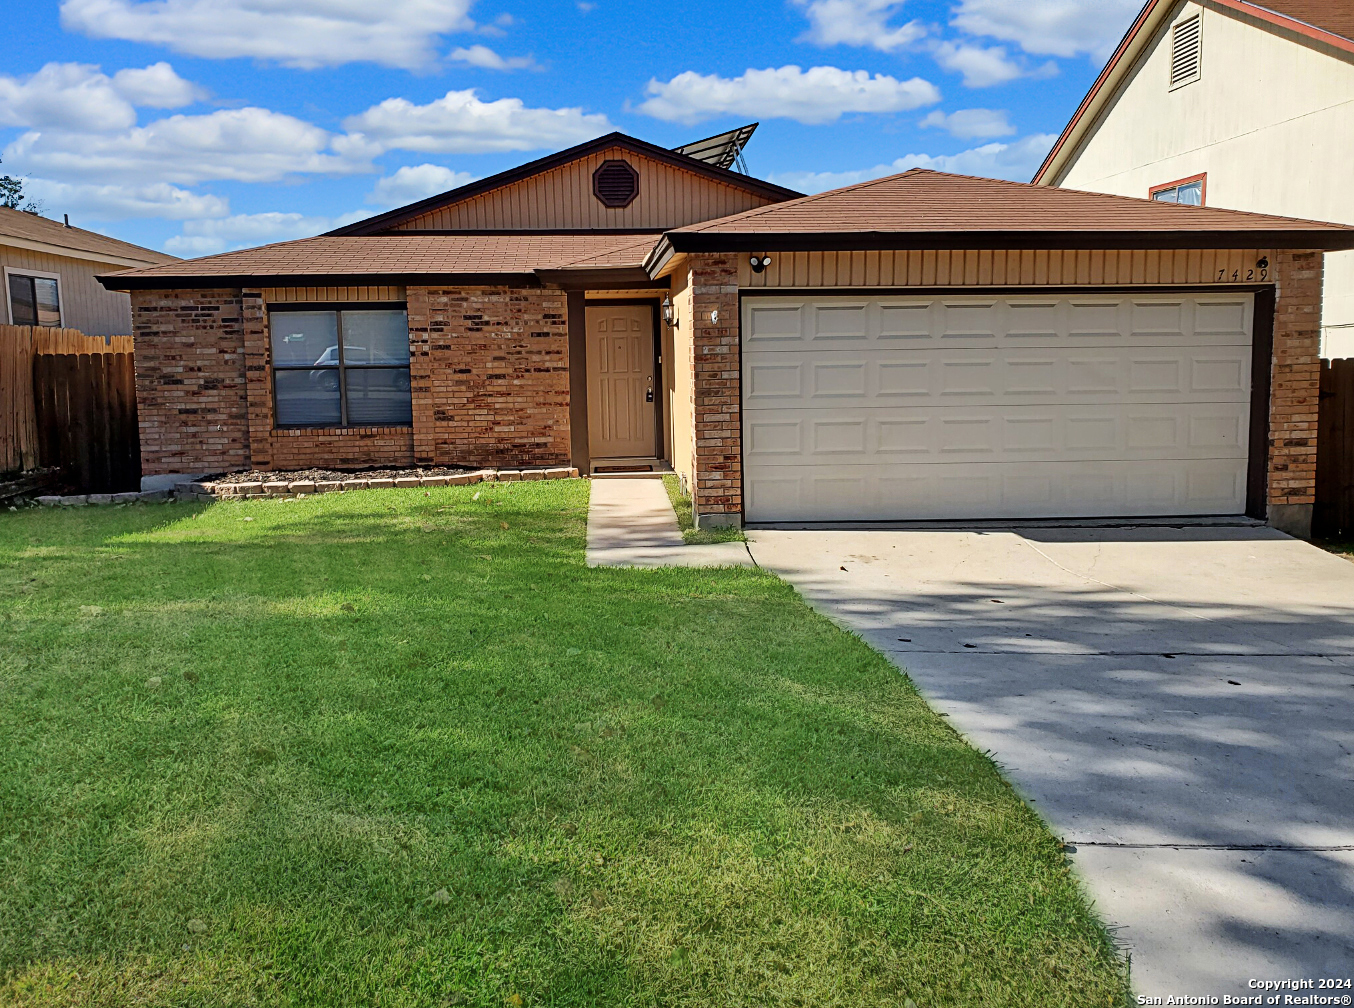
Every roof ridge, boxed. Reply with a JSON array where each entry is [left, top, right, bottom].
[[683, 168, 928, 233]]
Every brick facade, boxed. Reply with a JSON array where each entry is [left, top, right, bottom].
[[410, 286, 571, 468], [131, 285, 571, 475], [1267, 250, 1323, 512], [687, 254, 742, 524], [130, 289, 250, 476], [682, 249, 1329, 532]]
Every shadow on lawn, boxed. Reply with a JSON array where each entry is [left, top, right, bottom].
[[0, 496, 1129, 1005]]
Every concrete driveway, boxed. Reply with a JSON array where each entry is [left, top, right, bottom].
[[747, 524, 1354, 1000]]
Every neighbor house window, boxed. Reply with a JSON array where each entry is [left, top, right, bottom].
[[1169, 12, 1202, 89], [269, 306, 412, 428], [1150, 174, 1206, 206], [6, 271, 61, 327]]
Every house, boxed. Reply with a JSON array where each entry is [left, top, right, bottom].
[[99, 130, 1354, 537], [1032, 0, 1354, 357], [2, 206, 176, 336]]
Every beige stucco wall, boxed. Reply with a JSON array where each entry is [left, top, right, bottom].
[[665, 260, 695, 489], [1, 245, 136, 336], [1052, 2, 1354, 355]]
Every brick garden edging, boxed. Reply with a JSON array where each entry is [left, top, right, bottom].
[[35, 467, 581, 506]]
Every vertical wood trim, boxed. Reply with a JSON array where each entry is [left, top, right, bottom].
[[567, 290, 589, 471]]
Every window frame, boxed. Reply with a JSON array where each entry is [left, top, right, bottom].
[[1167, 11, 1203, 91], [3, 267, 63, 327], [268, 301, 412, 430], [1149, 173, 1208, 206]]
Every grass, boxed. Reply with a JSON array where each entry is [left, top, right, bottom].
[[0, 482, 1127, 1007], [1317, 537, 1354, 562], [661, 475, 746, 545]]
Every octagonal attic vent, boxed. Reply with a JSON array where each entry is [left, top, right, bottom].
[[593, 159, 639, 208]]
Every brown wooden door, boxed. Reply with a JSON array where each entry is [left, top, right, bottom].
[[587, 305, 656, 459]]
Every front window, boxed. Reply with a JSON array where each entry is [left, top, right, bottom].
[[269, 307, 412, 428], [7, 272, 61, 326], [1151, 176, 1205, 206]]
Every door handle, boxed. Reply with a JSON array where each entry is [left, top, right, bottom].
[[646, 387, 654, 403]]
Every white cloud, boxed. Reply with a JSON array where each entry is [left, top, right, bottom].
[[0, 61, 202, 132], [61, 0, 477, 70], [5, 107, 364, 185], [768, 132, 1058, 191], [337, 90, 610, 157], [931, 41, 1037, 87], [23, 177, 228, 221], [795, 0, 925, 52], [950, 0, 1143, 60], [449, 45, 538, 71], [638, 65, 941, 125], [919, 107, 1014, 139], [368, 163, 476, 207], [110, 61, 207, 107], [164, 208, 370, 255]]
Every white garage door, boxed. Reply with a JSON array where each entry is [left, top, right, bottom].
[[742, 293, 1254, 523]]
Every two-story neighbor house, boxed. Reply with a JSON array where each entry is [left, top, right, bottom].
[[1033, 0, 1354, 356], [2, 206, 176, 336], [101, 130, 1354, 536]]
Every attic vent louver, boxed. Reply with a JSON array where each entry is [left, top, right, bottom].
[[593, 159, 639, 208], [1169, 13, 1202, 89]]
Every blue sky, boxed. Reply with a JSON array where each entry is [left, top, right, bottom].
[[3, 0, 1144, 256]]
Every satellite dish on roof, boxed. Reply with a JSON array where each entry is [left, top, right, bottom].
[[672, 123, 758, 174]]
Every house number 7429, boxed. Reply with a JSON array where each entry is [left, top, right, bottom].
[[1218, 268, 1267, 281]]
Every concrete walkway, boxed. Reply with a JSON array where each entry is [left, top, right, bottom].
[[585, 478, 753, 568], [747, 525, 1354, 1001]]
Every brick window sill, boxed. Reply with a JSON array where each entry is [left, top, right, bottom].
[[273, 426, 413, 436]]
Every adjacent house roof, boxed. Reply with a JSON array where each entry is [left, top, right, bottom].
[[1034, 0, 1354, 186], [646, 168, 1354, 271], [0, 206, 177, 269], [98, 232, 664, 290], [326, 132, 802, 237]]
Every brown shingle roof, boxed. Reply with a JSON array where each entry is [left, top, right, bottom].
[[100, 232, 662, 289], [1252, 0, 1354, 43], [659, 169, 1354, 253], [0, 206, 177, 267]]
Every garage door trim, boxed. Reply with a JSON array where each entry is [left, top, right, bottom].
[[737, 286, 1274, 524]]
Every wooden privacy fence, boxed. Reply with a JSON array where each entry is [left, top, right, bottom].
[[1316, 357, 1354, 538], [0, 325, 139, 493]]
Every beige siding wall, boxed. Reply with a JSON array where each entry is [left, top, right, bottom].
[[1, 246, 134, 336], [394, 148, 775, 231], [739, 248, 1270, 288], [665, 260, 695, 487], [1052, 3, 1354, 353]]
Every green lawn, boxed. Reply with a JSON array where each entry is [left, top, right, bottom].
[[660, 476, 746, 545], [0, 483, 1126, 1007]]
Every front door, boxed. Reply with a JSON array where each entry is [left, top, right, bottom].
[[586, 305, 656, 459]]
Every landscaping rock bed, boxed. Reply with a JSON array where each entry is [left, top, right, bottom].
[[33, 465, 582, 506]]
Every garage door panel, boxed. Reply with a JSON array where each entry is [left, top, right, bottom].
[[743, 293, 1254, 521], [744, 347, 1250, 407], [747, 403, 1248, 465], [744, 295, 1252, 352], [745, 460, 1248, 522]]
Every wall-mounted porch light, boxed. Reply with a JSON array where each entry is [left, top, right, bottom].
[[749, 255, 772, 273], [661, 295, 677, 327]]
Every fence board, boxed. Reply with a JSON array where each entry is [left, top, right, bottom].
[[1316, 358, 1354, 538], [0, 326, 39, 472], [28, 351, 140, 494]]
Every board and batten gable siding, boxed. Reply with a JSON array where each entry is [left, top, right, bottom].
[[1, 245, 136, 336], [737, 248, 1271, 288], [1048, 1, 1354, 354], [260, 286, 408, 304], [391, 147, 778, 232]]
